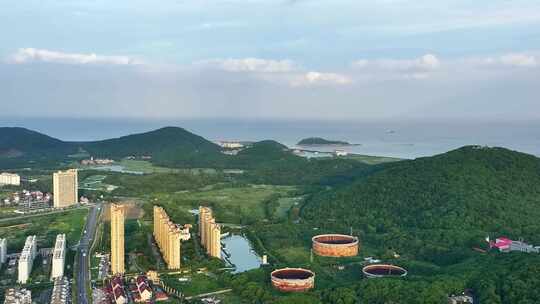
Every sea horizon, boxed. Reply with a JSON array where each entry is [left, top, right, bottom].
[[2, 117, 539, 159]]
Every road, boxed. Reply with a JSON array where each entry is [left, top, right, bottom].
[[76, 205, 101, 304], [0, 206, 86, 223]]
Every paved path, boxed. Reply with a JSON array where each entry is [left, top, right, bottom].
[[185, 289, 233, 300], [76, 205, 101, 304]]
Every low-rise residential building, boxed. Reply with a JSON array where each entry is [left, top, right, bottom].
[[18, 235, 37, 284], [448, 293, 474, 304], [0, 173, 20, 186], [51, 234, 66, 280], [3, 288, 31, 304], [217, 141, 244, 149], [80, 157, 114, 166], [50, 277, 70, 304], [490, 237, 540, 253]]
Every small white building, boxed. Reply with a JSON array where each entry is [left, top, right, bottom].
[[17, 235, 37, 284], [334, 150, 348, 157], [218, 141, 244, 149], [448, 294, 474, 304], [51, 234, 66, 280]]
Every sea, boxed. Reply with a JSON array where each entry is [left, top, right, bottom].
[[1, 117, 539, 159]]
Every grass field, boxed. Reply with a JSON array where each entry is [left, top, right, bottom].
[[0, 208, 88, 252], [149, 184, 299, 225], [161, 273, 224, 297], [80, 174, 117, 192], [342, 154, 403, 165], [0, 207, 17, 219]]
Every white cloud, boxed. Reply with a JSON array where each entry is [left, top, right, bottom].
[[478, 53, 538, 68], [291, 71, 352, 87], [352, 54, 441, 79], [199, 58, 295, 73], [9, 48, 141, 65], [354, 54, 441, 72]]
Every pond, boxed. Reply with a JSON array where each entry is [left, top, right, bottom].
[[221, 234, 261, 273]]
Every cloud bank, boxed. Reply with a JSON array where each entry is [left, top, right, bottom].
[[9, 48, 141, 66], [199, 58, 295, 73]]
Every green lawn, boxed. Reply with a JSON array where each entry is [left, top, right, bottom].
[[119, 160, 220, 175], [0, 209, 88, 253], [341, 154, 403, 165], [150, 184, 298, 225], [161, 273, 224, 297], [80, 175, 117, 192]]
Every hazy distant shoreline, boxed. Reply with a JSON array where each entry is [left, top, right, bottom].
[[1, 117, 539, 159]]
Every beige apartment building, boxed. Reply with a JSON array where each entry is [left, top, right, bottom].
[[110, 204, 125, 275], [0, 172, 20, 186], [153, 206, 181, 269], [198, 206, 221, 259], [53, 169, 78, 208]]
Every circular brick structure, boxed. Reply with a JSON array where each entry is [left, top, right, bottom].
[[271, 268, 315, 292], [362, 264, 407, 279], [312, 234, 359, 257]]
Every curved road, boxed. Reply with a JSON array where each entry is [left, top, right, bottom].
[[76, 205, 101, 304]]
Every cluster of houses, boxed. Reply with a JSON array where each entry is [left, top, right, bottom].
[[2, 190, 51, 207], [105, 274, 168, 304], [1, 190, 53, 214], [80, 157, 114, 166]]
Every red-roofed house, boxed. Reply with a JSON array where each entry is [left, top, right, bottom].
[[135, 275, 153, 302], [490, 237, 513, 252], [110, 276, 127, 304]]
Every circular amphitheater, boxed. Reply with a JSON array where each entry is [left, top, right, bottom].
[[362, 264, 408, 278], [312, 234, 359, 257], [270, 268, 315, 292]]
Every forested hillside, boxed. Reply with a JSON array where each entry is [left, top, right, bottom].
[[303, 146, 540, 263]]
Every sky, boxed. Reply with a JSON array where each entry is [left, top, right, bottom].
[[0, 0, 539, 121]]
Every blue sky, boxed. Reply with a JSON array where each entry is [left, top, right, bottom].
[[1, 0, 539, 120]]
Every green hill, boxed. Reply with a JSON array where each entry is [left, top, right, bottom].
[[0, 127, 71, 157], [303, 146, 540, 262], [297, 137, 350, 145], [0, 126, 224, 168], [297, 146, 540, 303], [80, 126, 223, 167]]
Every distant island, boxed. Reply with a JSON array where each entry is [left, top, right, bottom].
[[297, 137, 354, 146]]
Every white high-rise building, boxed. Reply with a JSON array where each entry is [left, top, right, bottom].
[[51, 234, 66, 280], [0, 173, 20, 186], [0, 238, 6, 264], [17, 235, 37, 284]]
